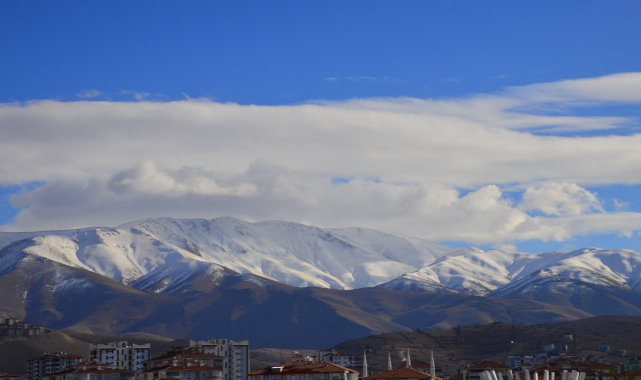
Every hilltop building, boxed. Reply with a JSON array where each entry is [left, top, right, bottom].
[[1, 317, 45, 337], [41, 362, 136, 380], [249, 361, 359, 380], [27, 353, 84, 380], [89, 341, 151, 372], [191, 339, 249, 380]]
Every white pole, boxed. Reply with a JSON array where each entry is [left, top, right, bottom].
[[508, 370, 514, 380], [492, 370, 499, 380], [534, 373, 538, 380], [362, 351, 368, 379], [498, 372, 504, 380], [430, 351, 436, 378], [525, 369, 531, 380], [551, 373, 555, 380]]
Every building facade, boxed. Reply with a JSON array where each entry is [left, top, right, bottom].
[[27, 353, 84, 380], [140, 359, 223, 380], [316, 350, 354, 368], [191, 339, 249, 380], [41, 362, 136, 380], [89, 342, 151, 372]]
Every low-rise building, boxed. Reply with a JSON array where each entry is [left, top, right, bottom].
[[316, 350, 354, 368], [249, 361, 359, 380], [28, 352, 84, 380]]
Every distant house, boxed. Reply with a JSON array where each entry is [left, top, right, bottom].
[[249, 361, 359, 380], [41, 362, 136, 380], [365, 367, 441, 380], [461, 361, 510, 380], [547, 358, 618, 375], [316, 350, 355, 368], [621, 358, 641, 374]]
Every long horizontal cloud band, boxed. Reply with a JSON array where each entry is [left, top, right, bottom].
[[2, 72, 641, 243]]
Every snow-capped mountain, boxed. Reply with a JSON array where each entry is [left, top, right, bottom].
[[4, 217, 641, 345], [2, 217, 641, 300], [0, 217, 477, 293]]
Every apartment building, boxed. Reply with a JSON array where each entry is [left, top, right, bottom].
[[89, 342, 151, 372], [27, 353, 84, 380], [191, 339, 249, 380]]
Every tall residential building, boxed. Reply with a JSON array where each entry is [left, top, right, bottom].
[[89, 342, 151, 372], [191, 339, 249, 380], [27, 352, 84, 380]]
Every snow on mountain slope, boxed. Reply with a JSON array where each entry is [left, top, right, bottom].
[[4, 218, 641, 298], [489, 248, 641, 298], [0, 217, 466, 292]]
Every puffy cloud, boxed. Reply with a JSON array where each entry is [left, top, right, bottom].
[[2, 73, 641, 245], [520, 182, 604, 216], [6, 160, 640, 245]]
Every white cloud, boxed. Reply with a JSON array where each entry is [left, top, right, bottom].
[[520, 182, 604, 216], [2, 73, 641, 245]]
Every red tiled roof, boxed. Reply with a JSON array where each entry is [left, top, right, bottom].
[[364, 367, 441, 380], [250, 361, 358, 376], [619, 368, 641, 377]]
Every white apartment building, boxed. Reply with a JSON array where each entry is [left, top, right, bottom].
[[89, 341, 151, 372], [191, 339, 249, 380]]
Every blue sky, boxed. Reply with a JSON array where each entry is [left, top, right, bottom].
[[2, 1, 641, 253]]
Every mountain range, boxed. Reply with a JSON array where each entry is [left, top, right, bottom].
[[2, 217, 641, 347]]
